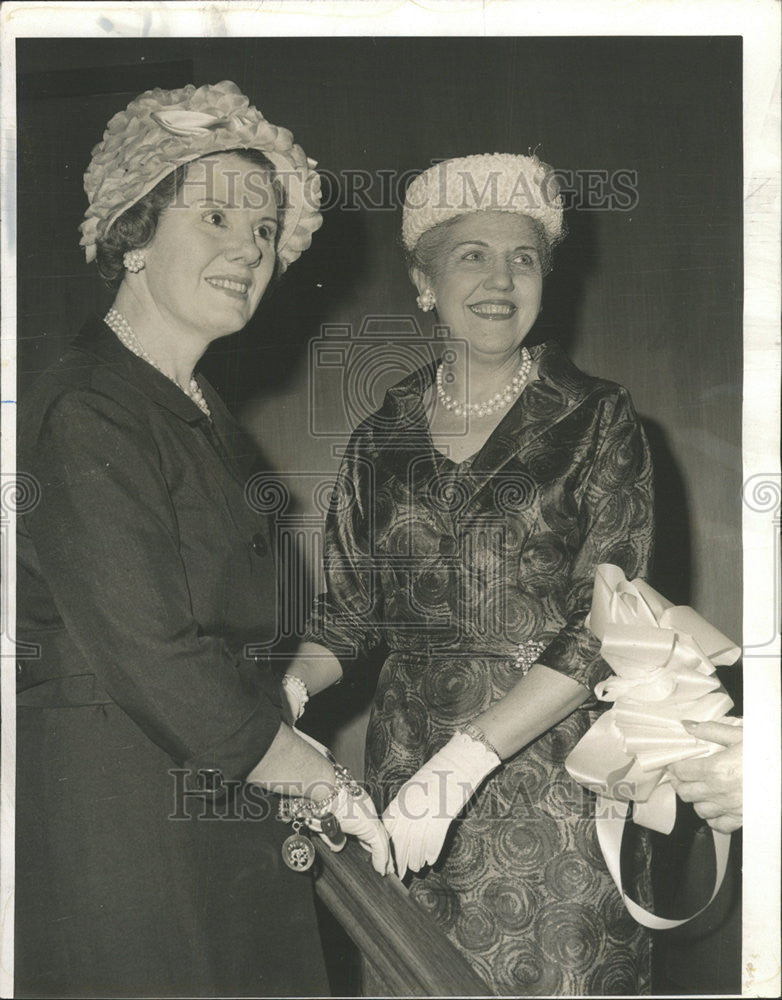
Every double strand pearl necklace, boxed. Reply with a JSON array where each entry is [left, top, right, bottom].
[[105, 308, 211, 419], [436, 347, 532, 418]]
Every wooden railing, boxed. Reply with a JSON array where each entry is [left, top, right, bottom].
[[313, 839, 489, 997]]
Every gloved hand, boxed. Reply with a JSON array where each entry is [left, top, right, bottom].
[[293, 728, 393, 876], [325, 784, 394, 876], [383, 732, 500, 878]]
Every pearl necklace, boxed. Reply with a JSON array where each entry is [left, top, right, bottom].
[[436, 348, 532, 418], [105, 308, 211, 419]]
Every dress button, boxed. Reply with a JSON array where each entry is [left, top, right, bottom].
[[439, 535, 457, 556], [252, 532, 268, 557], [201, 768, 224, 792]]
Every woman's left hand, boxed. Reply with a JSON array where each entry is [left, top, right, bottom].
[[382, 733, 500, 878]]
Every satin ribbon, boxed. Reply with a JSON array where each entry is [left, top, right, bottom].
[[565, 563, 741, 928], [150, 107, 319, 173], [148, 107, 319, 258], [151, 108, 241, 135]]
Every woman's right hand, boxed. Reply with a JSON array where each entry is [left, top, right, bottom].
[[667, 719, 743, 833], [295, 729, 393, 876], [324, 785, 394, 876], [246, 724, 391, 874]]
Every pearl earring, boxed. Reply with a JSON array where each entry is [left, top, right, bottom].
[[416, 289, 436, 312], [123, 250, 146, 273]]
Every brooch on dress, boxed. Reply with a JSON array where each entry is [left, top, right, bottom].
[[515, 638, 546, 674]]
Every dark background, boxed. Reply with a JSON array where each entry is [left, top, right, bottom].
[[16, 36, 743, 995]]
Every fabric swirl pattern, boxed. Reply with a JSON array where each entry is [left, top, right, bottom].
[[493, 938, 565, 996], [535, 902, 605, 973], [307, 342, 654, 994]]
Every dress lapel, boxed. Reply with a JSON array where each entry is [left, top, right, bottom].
[[371, 360, 442, 492], [197, 378, 261, 487], [375, 342, 585, 512], [71, 316, 209, 425], [72, 316, 260, 507], [465, 342, 579, 505]]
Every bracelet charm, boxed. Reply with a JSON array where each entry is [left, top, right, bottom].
[[282, 818, 316, 872], [277, 758, 361, 870]]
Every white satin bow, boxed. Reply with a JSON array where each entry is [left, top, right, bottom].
[[567, 564, 739, 833], [564, 564, 741, 929]]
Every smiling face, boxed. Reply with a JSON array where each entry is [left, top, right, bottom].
[[413, 212, 545, 359], [141, 153, 280, 341]]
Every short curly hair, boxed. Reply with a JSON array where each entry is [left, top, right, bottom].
[[95, 148, 284, 288]]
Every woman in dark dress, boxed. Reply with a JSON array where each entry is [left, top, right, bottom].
[[15, 81, 390, 999], [288, 153, 655, 994]]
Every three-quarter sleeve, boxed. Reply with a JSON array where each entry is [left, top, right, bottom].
[[304, 427, 385, 668], [25, 389, 282, 781], [535, 387, 655, 691]]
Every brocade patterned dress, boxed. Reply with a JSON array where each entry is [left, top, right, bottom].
[[308, 340, 654, 995]]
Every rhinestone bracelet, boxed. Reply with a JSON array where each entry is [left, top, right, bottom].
[[278, 758, 362, 824]]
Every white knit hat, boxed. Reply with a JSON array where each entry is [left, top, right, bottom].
[[402, 152, 564, 252]]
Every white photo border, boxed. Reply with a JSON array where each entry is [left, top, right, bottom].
[[1, 2, 779, 996]]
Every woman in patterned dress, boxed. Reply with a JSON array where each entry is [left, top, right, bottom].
[[286, 153, 654, 994]]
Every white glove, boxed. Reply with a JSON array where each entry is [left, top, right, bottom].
[[326, 785, 394, 876], [293, 728, 393, 876], [282, 673, 309, 723], [383, 732, 500, 879]]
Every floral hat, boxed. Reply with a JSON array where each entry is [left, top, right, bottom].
[[402, 152, 564, 252], [80, 80, 322, 272]]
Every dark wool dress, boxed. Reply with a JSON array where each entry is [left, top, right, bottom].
[[15, 317, 329, 998], [308, 341, 655, 995]]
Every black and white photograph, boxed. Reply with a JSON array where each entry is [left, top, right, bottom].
[[1, 2, 779, 998]]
